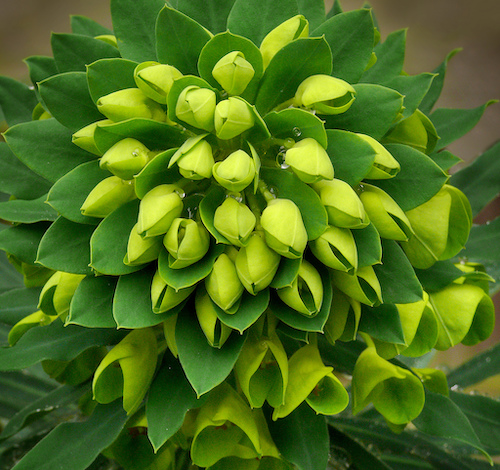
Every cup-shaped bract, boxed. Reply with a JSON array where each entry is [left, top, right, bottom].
[[356, 134, 400, 179], [324, 288, 361, 343], [134, 61, 183, 104], [99, 138, 151, 180], [212, 51, 255, 96], [294, 74, 356, 115], [214, 97, 255, 140], [331, 266, 383, 307], [96, 88, 167, 122], [136, 184, 184, 238], [213, 150, 256, 192], [151, 270, 196, 313], [38, 271, 86, 317], [163, 218, 210, 269], [260, 198, 308, 259], [174, 138, 214, 180], [124, 223, 163, 266], [284, 137, 334, 184], [213, 197, 256, 247], [8, 310, 55, 346], [175, 85, 216, 131], [80, 176, 136, 218], [71, 119, 112, 156]]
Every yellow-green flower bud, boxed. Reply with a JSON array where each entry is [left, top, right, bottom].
[[134, 61, 183, 104], [205, 253, 245, 312], [151, 270, 195, 313], [212, 149, 256, 192], [80, 176, 136, 218], [331, 266, 382, 307], [39, 271, 86, 317], [8, 310, 55, 346], [99, 138, 151, 180], [260, 198, 307, 259], [163, 218, 210, 269], [170, 136, 214, 180], [356, 134, 400, 179], [72, 119, 112, 156], [314, 179, 369, 229], [260, 15, 309, 69], [235, 232, 281, 294], [175, 85, 216, 131], [358, 183, 413, 241], [310, 225, 358, 273], [137, 184, 184, 238], [284, 137, 334, 184], [124, 223, 162, 266], [213, 196, 256, 247], [96, 88, 167, 122], [214, 97, 255, 140], [277, 260, 323, 316], [212, 51, 255, 96], [294, 74, 356, 115]]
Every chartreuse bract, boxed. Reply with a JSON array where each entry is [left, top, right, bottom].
[[0, 0, 498, 469]]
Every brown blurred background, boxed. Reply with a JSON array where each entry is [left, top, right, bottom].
[[0, 0, 499, 379]]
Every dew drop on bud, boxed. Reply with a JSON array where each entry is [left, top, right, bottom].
[[292, 127, 302, 137]]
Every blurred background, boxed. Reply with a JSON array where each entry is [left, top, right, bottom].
[[0, 0, 499, 379]]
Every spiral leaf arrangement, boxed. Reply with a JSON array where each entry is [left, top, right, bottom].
[[0, 0, 496, 469]]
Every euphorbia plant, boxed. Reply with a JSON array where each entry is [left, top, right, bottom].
[[0, 0, 499, 469]]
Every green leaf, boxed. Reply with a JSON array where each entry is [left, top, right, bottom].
[[431, 101, 497, 151], [4, 119, 96, 183], [11, 400, 128, 470], [0, 253, 24, 296], [176, 311, 246, 396], [227, 0, 299, 46], [70, 15, 112, 37], [67, 276, 118, 328], [414, 260, 464, 293], [38, 72, 103, 132], [429, 149, 462, 171], [297, 0, 325, 30], [36, 217, 94, 275], [47, 161, 109, 225], [359, 303, 405, 344], [0, 196, 57, 224], [146, 354, 201, 451], [369, 144, 448, 212], [87, 58, 138, 103], [464, 217, 500, 262], [413, 389, 492, 464], [324, 84, 404, 140], [24, 56, 59, 90], [110, 0, 165, 62], [0, 222, 50, 265], [198, 185, 231, 244], [255, 37, 333, 115], [156, 6, 212, 76], [267, 402, 329, 470], [0, 76, 37, 126], [260, 167, 328, 240], [0, 321, 124, 371], [451, 141, 500, 217], [312, 9, 374, 83], [270, 257, 302, 289], [90, 199, 143, 275], [0, 287, 41, 326], [50, 33, 120, 73], [352, 223, 382, 268]]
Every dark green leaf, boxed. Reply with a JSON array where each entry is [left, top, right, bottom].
[[11, 401, 127, 470], [0, 287, 41, 326], [0, 196, 57, 224], [0, 76, 37, 126], [0, 222, 50, 265], [37, 217, 94, 275], [414, 260, 464, 293], [24, 56, 59, 89], [4, 118, 96, 183], [324, 84, 404, 140], [198, 185, 231, 244], [70, 15, 112, 37], [255, 37, 333, 115], [67, 276, 118, 328], [270, 257, 302, 289], [51, 33, 120, 73], [297, 0, 325, 30], [176, 311, 246, 396], [227, 0, 299, 46], [352, 223, 383, 268], [267, 403, 329, 470], [463, 217, 500, 261], [156, 6, 212, 76], [359, 303, 405, 344], [110, 0, 165, 62], [312, 9, 374, 83], [429, 149, 462, 172]]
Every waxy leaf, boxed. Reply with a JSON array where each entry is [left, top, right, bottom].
[[352, 223, 382, 268], [0, 76, 37, 126], [0, 195, 57, 224], [70, 15, 112, 37], [359, 303, 405, 345], [169, 0, 236, 34], [0, 222, 50, 265], [24, 56, 59, 90], [199, 185, 232, 244], [297, 0, 325, 30], [414, 260, 465, 293], [0, 287, 41, 326]]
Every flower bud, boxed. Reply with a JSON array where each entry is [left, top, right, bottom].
[[314, 179, 369, 229], [310, 225, 358, 273], [94, 34, 117, 47], [72, 119, 112, 156], [205, 253, 245, 312], [99, 138, 151, 180], [260, 198, 307, 259], [124, 223, 162, 266], [214, 97, 255, 140], [212, 51, 255, 96], [80, 176, 136, 218], [169, 136, 214, 180], [134, 61, 183, 104], [284, 138, 334, 183], [356, 134, 400, 179], [151, 270, 195, 313], [212, 149, 256, 192], [235, 232, 281, 294], [39, 271, 86, 317], [163, 218, 210, 269], [8, 310, 55, 346], [331, 266, 382, 306], [97, 88, 167, 122], [175, 85, 216, 131], [213, 196, 256, 247], [294, 74, 356, 115], [358, 183, 413, 241], [260, 15, 309, 69], [137, 184, 184, 238]]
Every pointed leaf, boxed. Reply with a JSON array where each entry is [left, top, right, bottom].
[[0, 222, 50, 264], [24, 56, 59, 89], [70, 15, 112, 37], [297, 0, 325, 30], [0, 195, 57, 224], [0, 287, 41, 326], [359, 303, 405, 344], [0, 76, 37, 126], [169, 0, 236, 34], [352, 223, 382, 268]]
